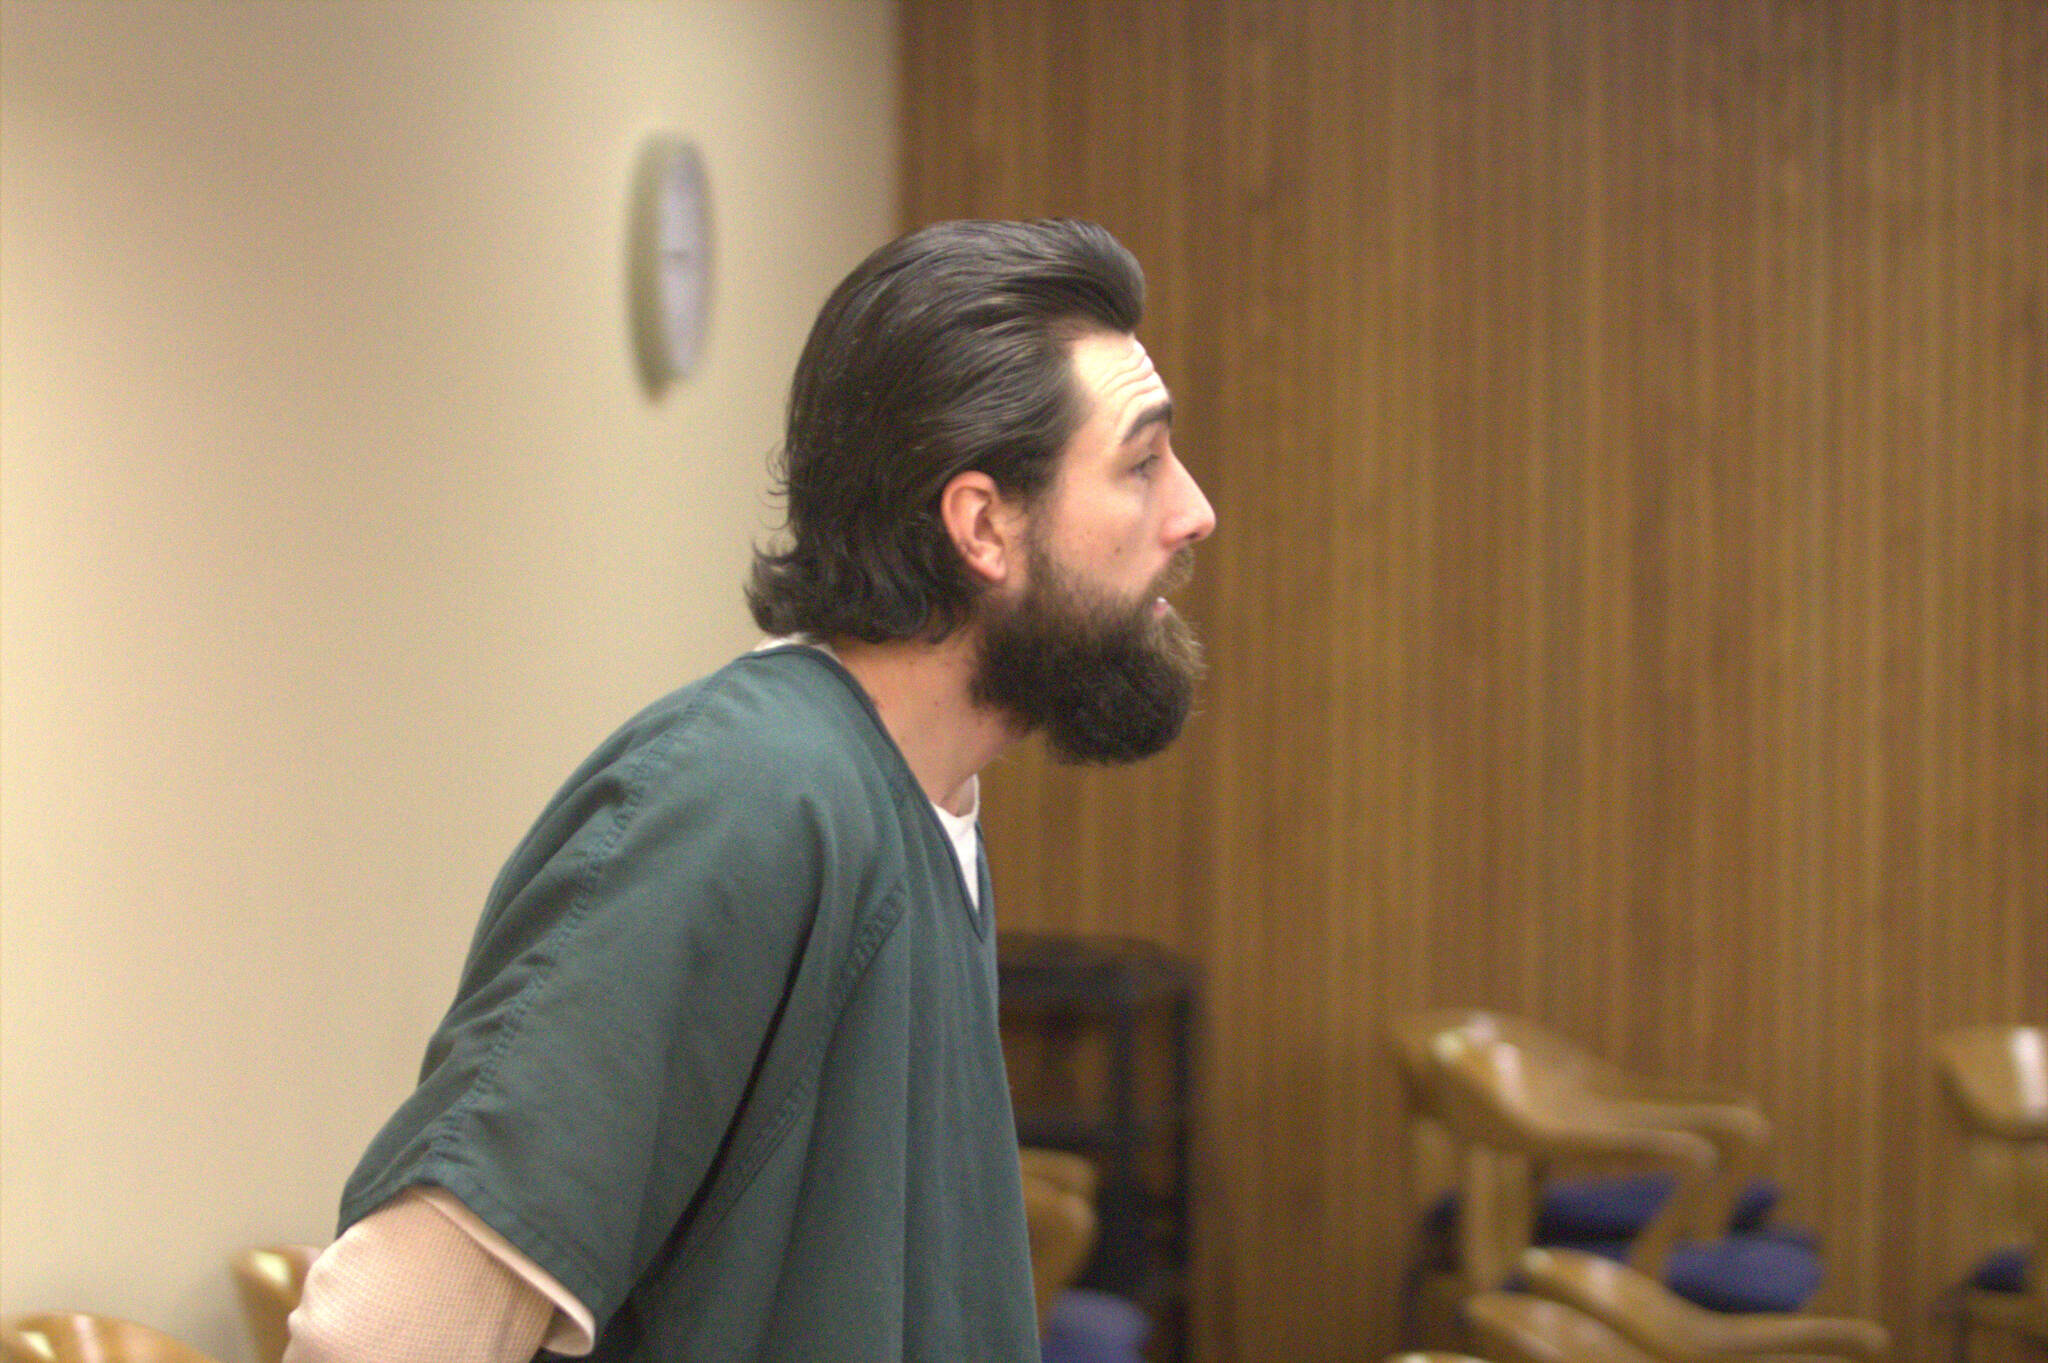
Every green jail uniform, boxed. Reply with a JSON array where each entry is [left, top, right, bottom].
[[339, 645, 1039, 1363]]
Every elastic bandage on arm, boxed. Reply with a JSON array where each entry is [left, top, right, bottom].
[[282, 1187, 594, 1362]]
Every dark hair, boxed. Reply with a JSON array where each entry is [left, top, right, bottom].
[[746, 218, 1145, 643]]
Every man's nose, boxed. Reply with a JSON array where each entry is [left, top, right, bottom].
[[1168, 457, 1217, 546]]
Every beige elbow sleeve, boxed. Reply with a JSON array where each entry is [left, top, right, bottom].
[[282, 1191, 563, 1363]]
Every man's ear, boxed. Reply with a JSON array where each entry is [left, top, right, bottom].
[[939, 470, 1026, 587]]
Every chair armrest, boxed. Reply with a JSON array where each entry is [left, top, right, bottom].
[[1598, 1097, 1771, 1237], [1603, 1098, 1770, 1148], [1522, 1248, 1891, 1361], [1709, 1313, 1891, 1360]]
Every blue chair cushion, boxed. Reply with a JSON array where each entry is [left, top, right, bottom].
[[1739, 1219, 1820, 1252], [1426, 1173, 1784, 1240], [1560, 1232, 1824, 1312], [1041, 1289, 1150, 1363], [1666, 1235, 1823, 1311], [1535, 1172, 1782, 1239], [1969, 1245, 2030, 1294]]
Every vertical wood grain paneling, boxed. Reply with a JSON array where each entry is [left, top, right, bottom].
[[900, 3, 2047, 1358]]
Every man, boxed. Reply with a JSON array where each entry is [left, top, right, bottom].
[[285, 218, 1216, 1363]]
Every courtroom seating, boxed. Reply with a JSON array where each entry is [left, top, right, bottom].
[[1021, 1146, 1156, 1363], [1390, 1009, 1824, 1332], [1931, 1024, 2048, 1359], [229, 1245, 319, 1363], [0, 1313, 219, 1363], [1023, 1149, 1101, 1329], [1394, 1010, 1785, 1247]]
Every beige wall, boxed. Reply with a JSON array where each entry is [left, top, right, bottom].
[[0, 2, 895, 1356]]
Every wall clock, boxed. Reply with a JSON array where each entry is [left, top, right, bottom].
[[629, 134, 712, 395]]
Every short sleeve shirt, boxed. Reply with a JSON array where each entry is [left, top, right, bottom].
[[339, 646, 1039, 1362]]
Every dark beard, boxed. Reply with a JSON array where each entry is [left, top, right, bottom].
[[971, 544, 1205, 765]]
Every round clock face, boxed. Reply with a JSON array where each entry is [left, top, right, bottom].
[[632, 136, 712, 392]]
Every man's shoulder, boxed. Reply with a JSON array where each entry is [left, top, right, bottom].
[[483, 645, 916, 938], [621, 645, 874, 765], [568, 646, 907, 834]]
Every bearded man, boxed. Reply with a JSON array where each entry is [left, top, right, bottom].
[[284, 218, 1216, 1363]]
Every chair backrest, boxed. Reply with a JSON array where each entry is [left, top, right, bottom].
[[1390, 1011, 1622, 1109], [1934, 1026, 2048, 1141], [0, 1314, 218, 1363], [1932, 1024, 2048, 1314], [230, 1246, 320, 1363], [1391, 1011, 1574, 1293]]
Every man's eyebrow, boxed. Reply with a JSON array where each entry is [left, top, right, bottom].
[[1120, 399, 1174, 446]]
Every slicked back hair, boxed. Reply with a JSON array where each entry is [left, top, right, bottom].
[[746, 218, 1145, 643]]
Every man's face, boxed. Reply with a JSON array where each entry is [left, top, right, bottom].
[[971, 330, 1217, 763]]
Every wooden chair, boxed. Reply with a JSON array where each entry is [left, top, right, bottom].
[[1390, 1010, 1822, 1322], [1462, 1292, 1664, 1363], [0, 1314, 219, 1363], [1520, 1246, 1889, 1360], [229, 1245, 320, 1363], [1022, 1149, 1101, 1328], [1931, 1024, 2048, 1358]]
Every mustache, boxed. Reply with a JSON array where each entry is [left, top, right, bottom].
[[1151, 546, 1197, 599]]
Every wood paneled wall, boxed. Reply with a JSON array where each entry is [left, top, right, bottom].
[[901, 3, 2046, 1359]]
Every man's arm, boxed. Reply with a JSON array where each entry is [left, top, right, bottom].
[[283, 1189, 593, 1363]]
